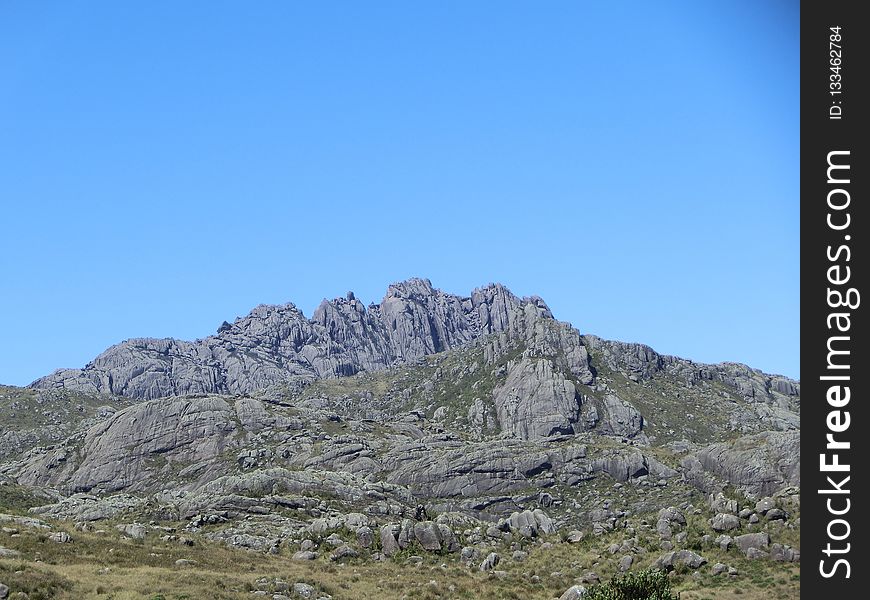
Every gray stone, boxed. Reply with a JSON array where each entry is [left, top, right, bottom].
[[559, 585, 587, 600], [686, 431, 800, 498], [503, 509, 556, 538], [746, 547, 768, 560], [715, 534, 733, 551], [413, 521, 443, 551], [657, 506, 686, 525], [735, 533, 770, 556], [654, 549, 707, 571], [566, 530, 585, 543], [710, 513, 740, 532], [766, 508, 786, 521], [709, 493, 739, 514], [0, 277, 802, 586], [293, 583, 317, 598], [356, 526, 374, 548], [656, 518, 672, 539], [755, 497, 776, 515], [480, 552, 500, 572], [174, 559, 196, 566], [116, 523, 146, 539], [770, 543, 799, 562], [329, 545, 358, 561], [33, 280, 589, 404], [380, 524, 400, 556]]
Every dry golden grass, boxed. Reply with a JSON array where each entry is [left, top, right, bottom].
[[0, 516, 800, 600]]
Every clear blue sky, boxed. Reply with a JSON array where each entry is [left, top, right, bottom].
[[0, 1, 799, 385]]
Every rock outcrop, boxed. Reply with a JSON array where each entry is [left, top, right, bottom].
[[34, 280, 589, 401], [682, 431, 800, 498]]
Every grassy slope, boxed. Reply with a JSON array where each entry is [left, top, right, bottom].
[[0, 507, 800, 600]]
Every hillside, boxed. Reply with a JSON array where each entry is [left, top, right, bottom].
[[0, 278, 800, 599]]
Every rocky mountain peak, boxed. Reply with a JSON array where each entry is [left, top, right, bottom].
[[29, 279, 799, 449], [30, 279, 552, 401], [385, 276, 439, 298]]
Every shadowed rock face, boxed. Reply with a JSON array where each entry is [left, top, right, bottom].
[[32, 279, 572, 401]]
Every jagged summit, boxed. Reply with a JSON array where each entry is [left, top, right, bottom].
[[30, 279, 550, 400], [30, 278, 798, 428]]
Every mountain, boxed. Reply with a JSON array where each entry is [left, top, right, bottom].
[[32, 279, 590, 400], [0, 278, 801, 599]]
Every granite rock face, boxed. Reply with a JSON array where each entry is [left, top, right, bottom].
[[492, 358, 584, 440], [16, 396, 250, 492], [682, 430, 800, 498], [582, 336, 800, 433], [28, 279, 799, 448], [33, 280, 562, 400]]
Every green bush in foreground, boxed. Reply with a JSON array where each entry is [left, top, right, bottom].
[[585, 570, 679, 600]]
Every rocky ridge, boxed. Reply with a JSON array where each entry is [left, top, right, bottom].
[[0, 278, 800, 598]]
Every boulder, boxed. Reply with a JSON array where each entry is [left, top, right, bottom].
[[293, 583, 317, 599], [329, 545, 359, 561], [746, 547, 768, 560], [710, 513, 740, 532], [654, 550, 707, 571], [770, 543, 800, 562], [480, 552, 501, 572], [755, 497, 776, 515], [413, 521, 443, 551], [766, 508, 787, 521], [380, 524, 400, 556], [356, 526, 374, 548], [715, 534, 733, 551], [657, 506, 686, 525], [559, 585, 587, 600], [116, 523, 146, 539], [735, 532, 770, 556]]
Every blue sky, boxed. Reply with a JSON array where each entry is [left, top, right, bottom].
[[0, 1, 799, 385]]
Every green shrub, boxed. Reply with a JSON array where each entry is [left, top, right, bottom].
[[585, 569, 679, 600]]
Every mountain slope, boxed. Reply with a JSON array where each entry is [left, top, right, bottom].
[[1, 278, 801, 600]]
